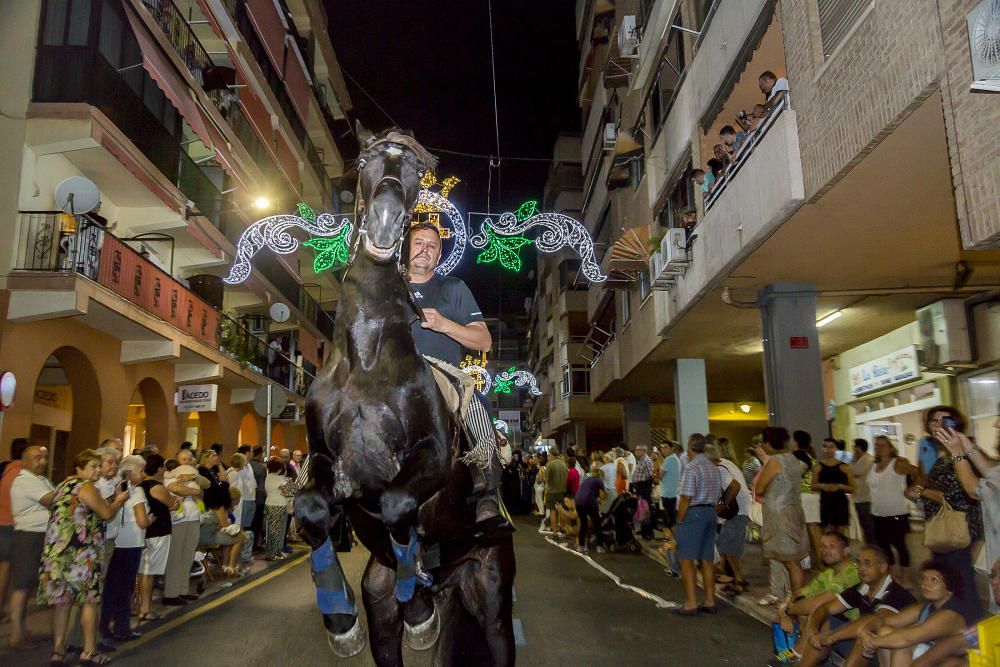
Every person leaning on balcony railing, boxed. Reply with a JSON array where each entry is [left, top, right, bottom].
[[713, 144, 732, 172], [760, 70, 789, 111], [720, 125, 749, 158], [692, 168, 714, 195]]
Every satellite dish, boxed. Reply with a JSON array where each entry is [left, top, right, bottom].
[[55, 177, 101, 215], [269, 302, 290, 323], [339, 190, 355, 204]]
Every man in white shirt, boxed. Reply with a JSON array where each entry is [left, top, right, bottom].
[[8, 445, 55, 649], [850, 439, 876, 544], [624, 445, 637, 484], [759, 70, 789, 109]]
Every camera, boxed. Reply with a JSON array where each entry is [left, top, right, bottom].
[[941, 416, 957, 431]]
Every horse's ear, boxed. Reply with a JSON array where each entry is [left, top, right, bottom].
[[356, 120, 375, 149]]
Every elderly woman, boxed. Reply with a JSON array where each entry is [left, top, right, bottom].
[[263, 458, 294, 560], [756, 426, 809, 593], [38, 449, 129, 667], [98, 455, 150, 642], [226, 453, 255, 530]]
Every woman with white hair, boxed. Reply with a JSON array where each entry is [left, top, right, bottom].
[[98, 455, 150, 642]]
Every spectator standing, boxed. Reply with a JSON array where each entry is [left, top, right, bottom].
[[599, 453, 617, 513], [833, 439, 853, 464], [623, 445, 637, 485], [673, 433, 723, 615], [934, 417, 1000, 613], [138, 454, 178, 622], [249, 446, 268, 546], [289, 450, 304, 477], [227, 453, 254, 529], [757, 426, 809, 594], [720, 125, 749, 156], [614, 447, 629, 496], [575, 463, 607, 553], [8, 444, 56, 649], [707, 444, 751, 593], [742, 446, 762, 488], [851, 438, 876, 544], [759, 70, 789, 109], [794, 430, 822, 564], [38, 449, 129, 667], [533, 455, 546, 517], [98, 455, 149, 642], [565, 456, 581, 498], [162, 451, 208, 606], [869, 435, 921, 586], [263, 458, 291, 560], [659, 444, 682, 528], [693, 168, 714, 195], [0, 437, 31, 624], [543, 451, 568, 535], [911, 407, 983, 620], [813, 438, 855, 534], [631, 444, 655, 539]]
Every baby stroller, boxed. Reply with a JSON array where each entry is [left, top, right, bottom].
[[598, 494, 642, 553]]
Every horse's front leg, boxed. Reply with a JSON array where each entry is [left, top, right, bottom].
[[457, 542, 516, 667], [362, 555, 404, 667], [294, 456, 365, 657]]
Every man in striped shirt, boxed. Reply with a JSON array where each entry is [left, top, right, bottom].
[[630, 445, 654, 539], [674, 433, 723, 615]]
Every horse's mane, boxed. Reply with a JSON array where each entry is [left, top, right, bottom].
[[373, 127, 439, 172]]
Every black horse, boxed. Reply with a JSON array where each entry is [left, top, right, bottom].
[[295, 129, 515, 667]]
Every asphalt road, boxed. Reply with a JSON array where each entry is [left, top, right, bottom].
[[100, 516, 774, 666]]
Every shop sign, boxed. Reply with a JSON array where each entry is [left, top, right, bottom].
[[849, 345, 920, 396], [175, 384, 218, 412]]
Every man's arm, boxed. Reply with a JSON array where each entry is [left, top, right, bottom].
[[421, 311, 492, 352]]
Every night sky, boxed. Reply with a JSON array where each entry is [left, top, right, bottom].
[[324, 0, 580, 320]]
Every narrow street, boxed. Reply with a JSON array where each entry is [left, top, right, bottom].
[[107, 518, 772, 666]]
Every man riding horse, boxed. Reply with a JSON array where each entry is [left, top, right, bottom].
[[406, 220, 512, 538]]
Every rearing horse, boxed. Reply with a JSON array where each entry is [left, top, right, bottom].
[[295, 129, 516, 667]]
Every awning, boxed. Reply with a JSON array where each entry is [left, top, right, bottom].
[[124, 3, 237, 179], [612, 130, 642, 157]]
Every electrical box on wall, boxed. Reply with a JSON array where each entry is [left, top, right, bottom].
[[916, 299, 972, 367]]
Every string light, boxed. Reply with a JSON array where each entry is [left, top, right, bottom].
[[493, 418, 509, 434], [492, 368, 542, 396], [475, 226, 532, 272], [460, 363, 493, 395]]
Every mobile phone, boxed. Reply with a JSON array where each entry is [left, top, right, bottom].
[[118, 480, 128, 493], [941, 416, 957, 431]]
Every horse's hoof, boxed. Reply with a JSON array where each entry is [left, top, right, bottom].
[[403, 607, 439, 651], [326, 615, 367, 658]]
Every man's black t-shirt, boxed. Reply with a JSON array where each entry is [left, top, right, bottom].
[[836, 576, 915, 615], [408, 273, 485, 366]]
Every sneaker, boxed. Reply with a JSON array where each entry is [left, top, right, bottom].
[[574, 546, 589, 553], [758, 594, 781, 606], [664, 569, 680, 578]]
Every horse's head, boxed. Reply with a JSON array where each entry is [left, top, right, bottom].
[[355, 128, 437, 264]]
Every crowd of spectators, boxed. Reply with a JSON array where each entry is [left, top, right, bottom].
[[0, 438, 307, 665]]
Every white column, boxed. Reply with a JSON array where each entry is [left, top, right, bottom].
[[674, 358, 710, 448]]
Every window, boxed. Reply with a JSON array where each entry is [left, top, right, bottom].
[[817, 0, 872, 58], [571, 366, 591, 395], [620, 289, 631, 326], [631, 152, 646, 190], [639, 269, 651, 301], [646, 10, 686, 132], [43, 0, 93, 46], [561, 364, 571, 398], [657, 159, 695, 232]]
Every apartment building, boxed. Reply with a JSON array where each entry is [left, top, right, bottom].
[[571, 0, 1000, 452], [0, 0, 354, 472]]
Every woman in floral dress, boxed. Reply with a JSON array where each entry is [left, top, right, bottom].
[[38, 449, 129, 666]]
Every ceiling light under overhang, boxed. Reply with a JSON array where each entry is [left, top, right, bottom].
[[816, 310, 843, 328]]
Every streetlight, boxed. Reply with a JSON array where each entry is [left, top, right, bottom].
[[253, 196, 271, 211]]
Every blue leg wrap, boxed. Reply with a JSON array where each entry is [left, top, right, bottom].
[[391, 529, 419, 603], [312, 538, 356, 616]]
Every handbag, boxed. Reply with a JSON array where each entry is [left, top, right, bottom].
[[924, 499, 971, 553], [716, 488, 739, 520], [633, 497, 650, 523]]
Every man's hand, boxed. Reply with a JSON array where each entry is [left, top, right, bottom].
[[809, 632, 832, 650], [420, 308, 452, 333]]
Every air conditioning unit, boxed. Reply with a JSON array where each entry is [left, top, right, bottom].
[[659, 228, 689, 272], [916, 299, 972, 367], [247, 314, 267, 336], [619, 15, 639, 56], [967, 0, 1000, 93], [603, 122, 617, 150]]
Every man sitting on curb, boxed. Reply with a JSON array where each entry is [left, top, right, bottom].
[[797, 545, 915, 666], [775, 531, 860, 659]]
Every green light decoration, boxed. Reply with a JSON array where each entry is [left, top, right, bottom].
[[493, 367, 516, 394], [475, 226, 532, 272], [297, 202, 317, 223], [303, 225, 351, 272], [515, 200, 538, 221]]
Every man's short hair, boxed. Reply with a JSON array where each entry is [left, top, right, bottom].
[[687, 433, 707, 453], [793, 430, 812, 448], [144, 453, 166, 476], [759, 70, 777, 82], [835, 439, 846, 451], [720, 125, 737, 136], [409, 222, 443, 238], [180, 441, 194, 451], [692, 168, 705, 177], [211, 443, 224, 455], [853, 438, 869, 453], [99, 437, 122, 448], [10, 438, 31, 460], [238, 444, 251, 454], [704, 443, 720, 462], [252, 446, 264, 457], [823, 530, 850, 550], [860, 544, 889, 565]]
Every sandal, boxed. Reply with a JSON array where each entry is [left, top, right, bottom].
[[79, 651, 112, 665], [49, 652, 68, 667], [138, 612, 162, 622]]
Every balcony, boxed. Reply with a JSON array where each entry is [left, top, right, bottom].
[[10, 212, 317, 396]]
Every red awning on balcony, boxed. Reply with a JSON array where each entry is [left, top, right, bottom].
[[123, 3, 236, 178]]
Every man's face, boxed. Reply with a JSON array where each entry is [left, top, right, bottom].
[[693, 172, 705, 185], [292, 450, 303, 463], [856, 549, 888, 586], [101, 455, 119, 480], [722, 133, 736, 147], [759, 77, 774, 95], [23, 446, 49, 475], [637, 446, 646, 457], [408, 228, 442, 273], [713, 145, 726, 159], [853, 445, 865, 460], [820, 535, 848, 567]]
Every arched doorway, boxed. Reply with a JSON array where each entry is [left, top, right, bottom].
[[270, 422, 286, 454], [124, 378, 170, 454], [238, 412, 259, 448], [29, 347, 101, 479]]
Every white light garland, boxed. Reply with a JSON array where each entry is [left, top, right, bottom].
[[492, 368, 543, 396], [461, 364, 494, 395], [469, 211, 607, 282], [224, 213, 353, 284]]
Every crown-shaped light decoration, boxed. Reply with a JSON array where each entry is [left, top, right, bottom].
[[460, 352, 491, 394]]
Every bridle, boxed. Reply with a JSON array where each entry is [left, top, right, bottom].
[[346, 138, 426, 276]]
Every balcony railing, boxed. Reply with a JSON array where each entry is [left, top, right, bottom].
[[139, 0, 214, 86], [704, 94, 791, 211], [14, 212, 318, 396]]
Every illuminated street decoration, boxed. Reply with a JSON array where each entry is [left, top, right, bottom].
[[493, 418, 509, 434], [460, 353, 492, 394], [475, 227, 532, 272], [492, 367, 542, 396], [303, 226, 351, 272], [470, 200, 606, 282]]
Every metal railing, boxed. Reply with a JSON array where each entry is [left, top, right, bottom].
[[139, 0, 214, 86], [704, 94, 791, 211], [219, 313, 316, 396]]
